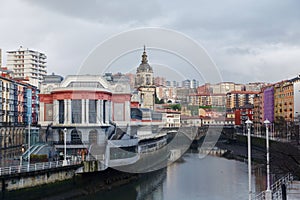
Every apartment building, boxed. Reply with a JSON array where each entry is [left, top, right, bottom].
[[7, 46, 47, 87]]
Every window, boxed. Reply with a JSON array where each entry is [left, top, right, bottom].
[[89, 130, 97, 144], [71, 100, 82, 124], [59, 130, 64, 142], [89, 100, 97, 123], [71, 129, 82, 144], [58, 100, 64, 124], [103, 100, 106, 123], [67, 82, 104, 88]]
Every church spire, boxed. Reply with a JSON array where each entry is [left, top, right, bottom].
[[141, 45, 148, 64]]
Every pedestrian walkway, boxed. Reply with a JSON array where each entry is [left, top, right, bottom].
[[0, 160, 82, 176], [287, 181, 300, 200]]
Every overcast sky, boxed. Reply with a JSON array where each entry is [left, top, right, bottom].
[[1, 0, 300, 84]]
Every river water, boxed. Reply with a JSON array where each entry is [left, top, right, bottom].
[[78, 152, 266, 200]]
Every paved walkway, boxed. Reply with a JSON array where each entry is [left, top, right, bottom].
[[287, 181, 300, 200]]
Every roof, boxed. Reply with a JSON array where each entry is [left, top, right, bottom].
[[227, 91, 259, 95], [189, 93, 226, 96], [136, 46, 153, 73], [42, 73, 63, 84]]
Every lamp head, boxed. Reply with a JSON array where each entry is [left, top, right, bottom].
[[245, 119, 253, 125], [264, 119, 270, 125]]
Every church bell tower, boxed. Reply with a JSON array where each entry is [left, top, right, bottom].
[[135, 46, 155, 109]]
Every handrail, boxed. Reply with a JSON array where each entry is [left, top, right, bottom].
[[254, 173, 293, 200], [0, 160, 82, 177]]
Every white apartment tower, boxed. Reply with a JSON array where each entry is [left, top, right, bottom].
[[0, 48, 2, 67], [7, 46, 47, 87]]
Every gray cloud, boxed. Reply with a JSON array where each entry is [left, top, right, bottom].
[[25, 0, 163, 24], [1, 0, 300, 83], [167, 0, 300, 44]]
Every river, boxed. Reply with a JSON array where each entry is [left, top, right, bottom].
[[77, 152, 266, 200]]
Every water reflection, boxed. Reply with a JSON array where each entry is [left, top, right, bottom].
[[77, 168, 166, 200], [86, 153, 266, 200], [254, 165, 267, 195]]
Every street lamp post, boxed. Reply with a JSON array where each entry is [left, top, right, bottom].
[[0, 134, 2, 165], [27, 114, 31, 171], [264, 119, 272, 200], [63, 128, 67, 166], [295, 112, 300, 145], [246, 118, 253, 200]]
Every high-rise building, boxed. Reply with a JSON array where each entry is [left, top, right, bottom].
[[182, 79, 191, 89], [7, 46, 47, 87], [165, 80, 179, 88], [0, 48, 2, 67], [173, 81, 179, 88], [165, 81, 171, 87], [191, 79, 199, 88]]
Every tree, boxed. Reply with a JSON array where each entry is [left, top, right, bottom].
[[170, 104, 181, 111], [155, 95, 164, 104]]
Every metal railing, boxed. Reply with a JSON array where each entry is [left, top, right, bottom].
[[254, 173, 293, 200], [0, 160, 82, 177]]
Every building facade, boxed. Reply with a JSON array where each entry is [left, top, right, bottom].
[[154, 76, 166, 87], [156, 86, 176, 102], [294, 80, 300, 118], [161, 111, 181, 128], [253, 92, 263, 133], [226, 91, 258, 110], [245, 82, 266, 92], [234, 105, 254, 126], [0, 74, 39, 159], [211, 82, 237, 94], [188, 93, 226, 108], [274, 80, 294, 122], [7, 46, 47, 87], [263, 86, 274, 122], [39, 75, 131, 157]]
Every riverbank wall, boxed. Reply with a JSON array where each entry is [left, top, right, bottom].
[[1, 167, 140, 200], [216, 134, 300, 179]]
